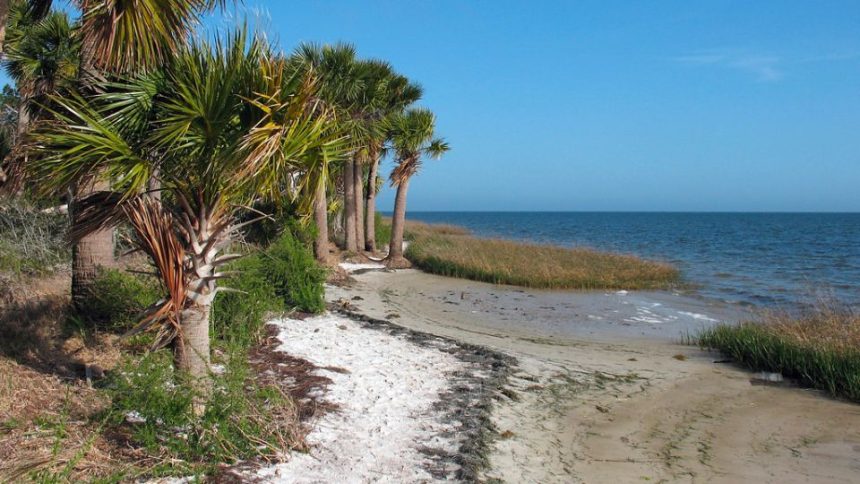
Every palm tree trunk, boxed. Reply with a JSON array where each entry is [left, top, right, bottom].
[[148, 167, 161, 202], [71, 178, 114, 310], [313, 180, 329, 264], [386, 177, 411, 268], [364, 156, 379, 252], [172, 205, 221, 415], [353, 159, 364, 251], [71, 26, 114, 308], [177, 303, 211, 416], [343, 159, 358, 252]]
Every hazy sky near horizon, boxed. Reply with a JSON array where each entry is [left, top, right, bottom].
[[6, 1, 860, 211]]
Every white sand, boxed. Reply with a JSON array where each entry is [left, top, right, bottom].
[[256, 314, 464, 483], [338, 262, 386, 272]]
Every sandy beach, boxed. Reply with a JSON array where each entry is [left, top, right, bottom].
[[304, 266, 860, 483]]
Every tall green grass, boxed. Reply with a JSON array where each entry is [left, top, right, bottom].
[[697, 307, 860, 402], [261, 232, 327, 313]]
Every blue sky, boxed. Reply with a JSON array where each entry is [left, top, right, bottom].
[[7, 1, 860, 211]]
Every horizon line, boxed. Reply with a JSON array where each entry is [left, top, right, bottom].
[[394, 210, 860, 214]]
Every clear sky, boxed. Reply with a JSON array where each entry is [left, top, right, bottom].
[[7, 1, 860, 211]]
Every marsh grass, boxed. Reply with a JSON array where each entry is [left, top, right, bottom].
[[697, 305, 860, 402], [404, 231, 679, 290]]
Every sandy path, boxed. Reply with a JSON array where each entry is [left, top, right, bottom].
[[329, 269, 860, 483]]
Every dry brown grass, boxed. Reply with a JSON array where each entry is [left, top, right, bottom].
[[756, 304, 860, 353], [405, 232, 679, 290], [403, 219, 471, 238]]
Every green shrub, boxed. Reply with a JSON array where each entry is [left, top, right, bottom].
[[212, 253, 283, 348], [262, 232, 327, 314], [105, 349, 300, 477], [374, 212, 391, 247], [79, 268, 161, 330]]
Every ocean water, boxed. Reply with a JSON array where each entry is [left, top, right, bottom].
[[400, 212, 860, 309]]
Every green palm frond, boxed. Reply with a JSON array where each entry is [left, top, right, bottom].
[[3, 7, 79, 99], [28, 91, 153, 197], [387, 108, 449, 185]]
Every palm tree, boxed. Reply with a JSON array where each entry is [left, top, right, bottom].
[[291, 43, 369, 256], [0, 4, 78, 192], [385, 108, 449, 267], [65, 0, 231, 308], [0, 1, 9, 54], [28, 31, 344, 409], [361, 73, 422, 252]]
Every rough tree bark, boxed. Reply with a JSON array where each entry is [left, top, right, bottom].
[[364, 156, 379, 252], [70, 178, 114, 311], [71, 26, 114, 308], [177, 303, 211, 415], [353, 158, 364, 252], [386, 177, 411, 268], [343, 159, 358, 252], [313, 180, 329, 264]]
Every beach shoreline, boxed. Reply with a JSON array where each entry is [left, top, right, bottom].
[[314, 266, 860, 483]]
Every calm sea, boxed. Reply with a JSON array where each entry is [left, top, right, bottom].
[[400, 212, 860, 309]]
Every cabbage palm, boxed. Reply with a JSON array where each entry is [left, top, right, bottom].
[[291, 43, 367, 256], [67, 0, 231, 307], [0, 4, 78, 192], [28, 31, 344, 405], [361, 72, 422, 252], [386, 108, 448, 267]]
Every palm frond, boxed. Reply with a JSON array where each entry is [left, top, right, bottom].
[[121, 196, 187, 349], [27, 91, 153, 197], [79, 0, 216, 72]]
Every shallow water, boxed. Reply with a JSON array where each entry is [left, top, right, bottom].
[[399, 212, 860, 309]]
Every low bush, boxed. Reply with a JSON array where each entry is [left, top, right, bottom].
[[261, 231, 327, 314], [697, 305, 860, 402], [374, 212, 391, 247], [105, 349, 302, 478], [78, 268, 161, 330], [212, 253, 284, 348]]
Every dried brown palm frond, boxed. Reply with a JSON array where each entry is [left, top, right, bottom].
[[389, 155, 420, 186], [66, 190, 126, 242], [121, 196, 188, 350]]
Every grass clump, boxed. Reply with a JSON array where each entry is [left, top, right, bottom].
[[375, 212, 391, 247], [405, 231, 679, 290], [0, 200, 69, 276], [212, 229, 326, 347], [697, 305, 860, 402]]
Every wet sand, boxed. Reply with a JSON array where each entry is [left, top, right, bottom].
[[329, 269, 860, 483]]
